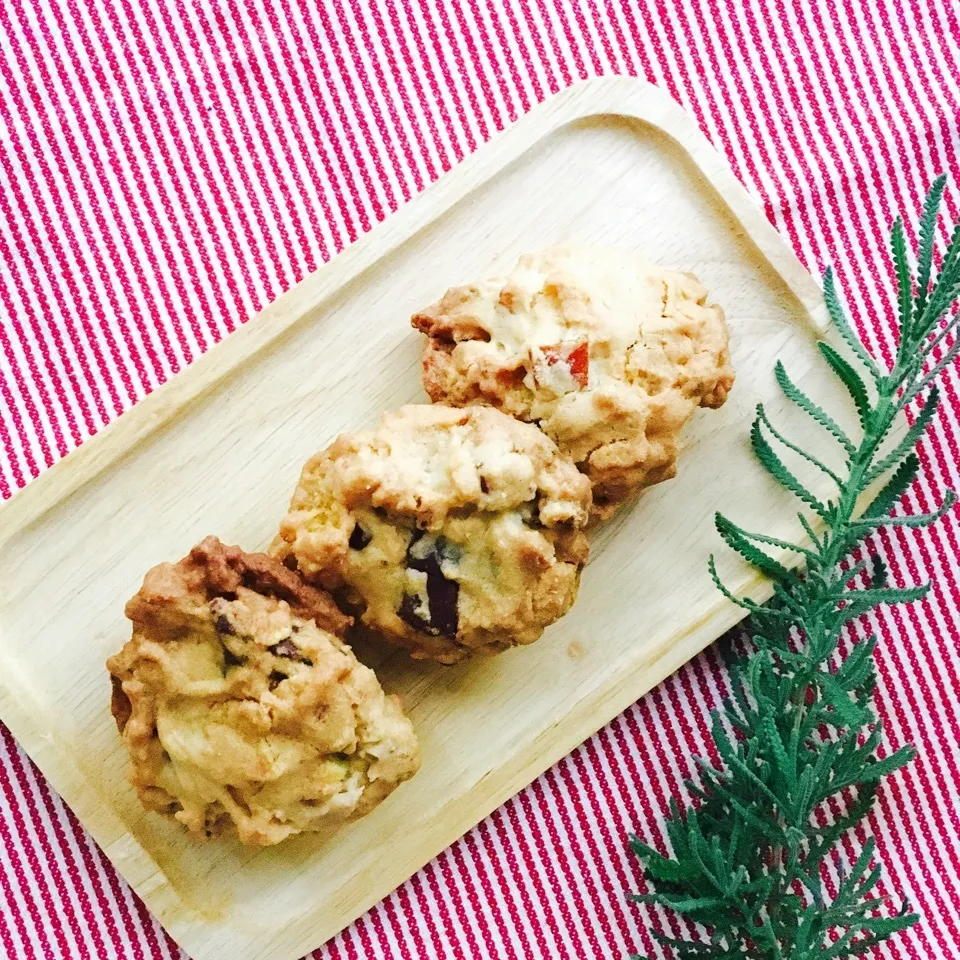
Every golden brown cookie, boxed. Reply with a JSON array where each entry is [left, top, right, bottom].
[[271, 404, 591, 663], [412, 245, 735, 517], [107, 537, 419, 846]]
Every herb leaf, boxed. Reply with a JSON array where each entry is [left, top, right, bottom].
[[627, 178, 960, 959]]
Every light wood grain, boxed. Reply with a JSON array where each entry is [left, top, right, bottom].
[[0, 77, 857, 960]]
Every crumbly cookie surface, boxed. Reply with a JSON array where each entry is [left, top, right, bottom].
[[271, 404, 591, 663], [412, 245, 735, 517], [107, 537, 420, 846]]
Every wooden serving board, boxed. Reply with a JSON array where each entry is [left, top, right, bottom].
[[0, 77, 854, 960]]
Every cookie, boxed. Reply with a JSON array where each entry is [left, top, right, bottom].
[[271, 404, 591, 663], [412, 245, 735, 517], [107, 537, 420, 846]]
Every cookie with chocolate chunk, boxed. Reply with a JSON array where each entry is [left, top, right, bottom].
[[412, 245, 735, 518], [107, 537, 419, 846], [271, 405, 591, 663]]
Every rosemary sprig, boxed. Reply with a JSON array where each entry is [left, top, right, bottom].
[[627, 177, 960, 960]]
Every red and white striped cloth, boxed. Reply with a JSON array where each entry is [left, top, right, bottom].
[[1, 2, 959, 957]]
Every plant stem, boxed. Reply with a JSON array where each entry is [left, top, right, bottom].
[[628, 178, 959, 960]]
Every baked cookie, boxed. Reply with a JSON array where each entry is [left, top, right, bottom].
[[412, 245, 735, 518], [107, 537, 419, 846], [271, 404, 591, 663]]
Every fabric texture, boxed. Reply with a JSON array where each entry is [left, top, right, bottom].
[[1, 2, 959, 957]]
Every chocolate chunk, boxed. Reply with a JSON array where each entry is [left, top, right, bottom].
[[222, 645, 245, 668], [212, 605, 245, 668], [398, 592, 437, 635], [269, 637, 312, 665], [407, 531, 462, 572], [268, 670, 286, 690], [523, 495, 543, 529], [349, 523, 373, 550], [270, 638, 299, 658], [398, 532, 460, 637], [425, 569, 459, 636], [479, 476, 489, 494]]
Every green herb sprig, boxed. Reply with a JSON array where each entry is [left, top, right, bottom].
[[627, 178, 960, 959]]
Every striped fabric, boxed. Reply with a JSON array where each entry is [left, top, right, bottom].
[[1, 2, 959, 957]]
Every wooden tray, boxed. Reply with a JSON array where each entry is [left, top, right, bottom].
[[0, 77, 847, 960]]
